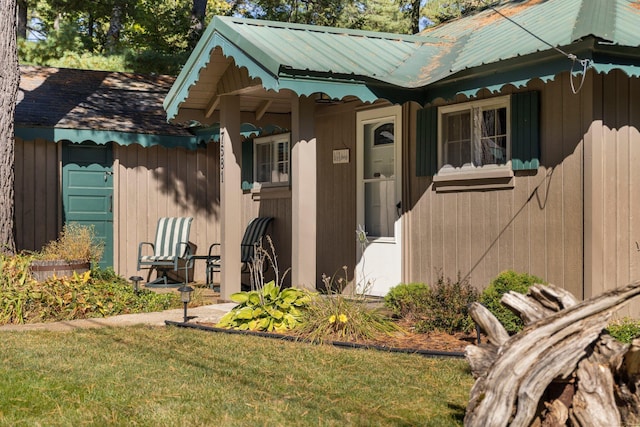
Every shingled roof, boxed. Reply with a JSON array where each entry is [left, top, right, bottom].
[[16, 66, 201, 149]]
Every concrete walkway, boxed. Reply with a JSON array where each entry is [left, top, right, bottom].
[[0, 303, 237, 332]]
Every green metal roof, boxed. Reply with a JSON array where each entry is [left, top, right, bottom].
[[164, 16, 443, 119], [166, 0, 640, 119], [421, 0, 640, 79]]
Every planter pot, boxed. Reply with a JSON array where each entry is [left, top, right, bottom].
[[30, 259, 91, 282]]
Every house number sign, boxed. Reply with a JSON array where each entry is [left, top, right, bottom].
[[333, 148, 349, 164], [220, 129, 225, 183]]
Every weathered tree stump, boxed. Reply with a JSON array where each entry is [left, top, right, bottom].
[[464, 281, 640, 426]]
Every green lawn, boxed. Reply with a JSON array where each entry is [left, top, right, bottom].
[[0, 326, 472, 426]]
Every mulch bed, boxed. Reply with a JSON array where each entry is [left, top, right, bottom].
[[181, 318, 481, 356]]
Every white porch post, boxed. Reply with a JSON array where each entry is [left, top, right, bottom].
[[220, 95, 242, 300], [291, 95, 317, 289]]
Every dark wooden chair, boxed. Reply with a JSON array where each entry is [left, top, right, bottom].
[[206, 217, 273, 289]]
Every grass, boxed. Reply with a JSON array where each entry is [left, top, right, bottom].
[[0, 326, 473, 426]]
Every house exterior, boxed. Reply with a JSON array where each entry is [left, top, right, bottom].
[[14, 65, 230, 282], [165, 0, 640, 316]]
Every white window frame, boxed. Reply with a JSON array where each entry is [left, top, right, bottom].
[[435, 95, 513, 182], [253, 133, 290, 187]]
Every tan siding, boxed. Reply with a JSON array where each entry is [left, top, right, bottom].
[[14, 137, 59, 252], [406, 72, 584, 295], [630, 78, 640, 290], [315, 104, 357, 286], [586, 70, 640, 317], [114, 143, 221, 282], [239, 188, 292, 286]]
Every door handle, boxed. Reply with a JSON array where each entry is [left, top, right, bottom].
[[109, 195, 113, 213]]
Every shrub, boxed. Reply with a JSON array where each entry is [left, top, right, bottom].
[[480, 270, 545, 334], [296, 267, 403, 343], [416, 274, 479, 334], [216, 281, 312, 332], [607, 318, 640, 344], [0, 254, 178, 325], [384, 283, 430, 319]]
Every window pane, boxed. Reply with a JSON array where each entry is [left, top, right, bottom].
[[364, 181, 395, 238], [364, 122, 395, 179], [443, 111, 471, 168], [256, 144, 270, 182], [255, 136, 289, 184], [478, 107, 507, 166]]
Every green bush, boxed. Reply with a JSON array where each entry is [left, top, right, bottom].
[[216, 281, 312, 332], [480, 270, 545, 334], [415, 274, 479, 334], [384, 283, 430, 318], [607, 318, 640, 344]]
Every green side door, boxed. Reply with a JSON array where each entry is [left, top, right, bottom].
[[62, 142, 114, 269]]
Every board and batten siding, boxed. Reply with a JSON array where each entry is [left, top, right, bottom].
[[14, 137, 61, 253], [114, 142, 221, 283], [315, 103, 358, 289], [406, 72, 585, 300], [240, 188, 292, 287], [585, 69, 640, 317]]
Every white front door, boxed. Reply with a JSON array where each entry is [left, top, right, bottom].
[[356, 105, 402, 296]]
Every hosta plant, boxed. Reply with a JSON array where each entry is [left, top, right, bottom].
[[216, 281, 312, 332]]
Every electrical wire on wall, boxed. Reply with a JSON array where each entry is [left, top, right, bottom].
[[481, 0, 591, 94]]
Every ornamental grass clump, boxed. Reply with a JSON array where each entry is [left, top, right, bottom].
[[295, 266, 404, 344], [38, 222, 104, 263]]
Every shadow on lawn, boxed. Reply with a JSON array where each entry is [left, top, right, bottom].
[[448, 402, 467, 424]]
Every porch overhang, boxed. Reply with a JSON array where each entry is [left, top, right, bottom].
[[164, 17, 435, 122], [15, 126, 207, 150]]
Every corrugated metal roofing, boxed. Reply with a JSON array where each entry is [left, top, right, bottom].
[[165, 0, 640, 120], [421, 0, 640, 80]]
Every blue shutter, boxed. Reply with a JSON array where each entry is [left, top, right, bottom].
[[416, 106, 438, 177], [241, 139, 254, 190], [511, 91, 540, 171]]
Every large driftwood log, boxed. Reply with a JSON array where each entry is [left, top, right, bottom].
[[464, 281, 640, 427]]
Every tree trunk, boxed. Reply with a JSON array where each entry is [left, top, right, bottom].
[[464, 282, 640, 426], [410, 0, 420, 34], [0, 0, 18, 255], [188, 0, 207, 49], [105, 3, 124, 53], [17, 0, 27, 39]]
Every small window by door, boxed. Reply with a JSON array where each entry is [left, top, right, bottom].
[[254, 133, 290, 186]]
